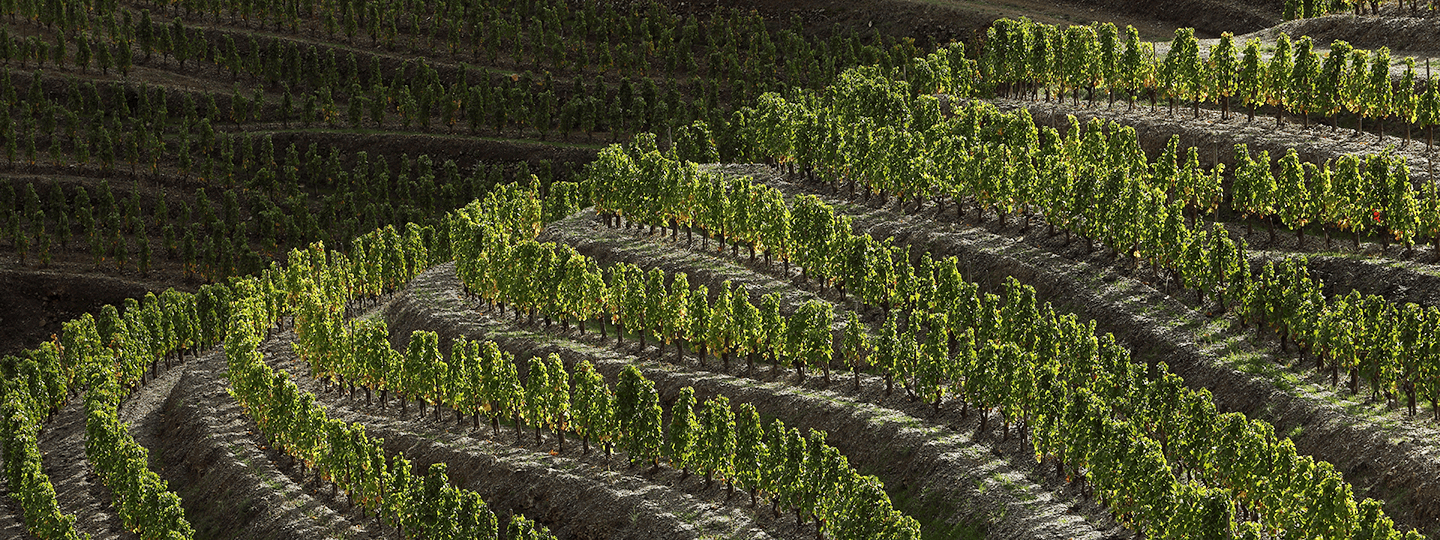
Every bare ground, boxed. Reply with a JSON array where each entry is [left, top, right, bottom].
[[383, 261, 1125, 540], [156, 348, 381, 540], [0, 481, 33, 540], [22, 334, 388, 540], [1157, 16, 1440, 81], [729, 164, 1440, 536], [981, 97, 1440, 309], [1071, 0, 1278, 36], [40, 388, 136, 540], [988, 97, 1438, 187], [257, 319, 773, 540], [538, 212, 837, 322], [40, 348, 358, 540], [1248, 248, 1440, 309], [688, 0, 1212, 45], [38, 361, 191, 540], [1245, 14, 1440, 56], [0, 267, 173, 358]]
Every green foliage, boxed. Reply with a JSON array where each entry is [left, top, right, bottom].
[[616, 366, 663, 466], [731, 402, 766, 498], [1289, 37, 1321, 122], [1160, 28, 1203, 114], [507, 514, 557, 540], [523, 354, 551, 430], [840, 311, 871, 388], [571, 360, 613, 453], [697, 395, 736, 487], [666, 386, 700, 473], [1208, 33, 1239, 118]]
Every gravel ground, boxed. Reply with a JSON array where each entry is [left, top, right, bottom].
[[383, 261, 1121, 540], [732, 163, 1440, 536], [262, 307, 782, 540]]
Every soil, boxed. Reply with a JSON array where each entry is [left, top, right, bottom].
[[567, 194, 1440, 535], [39, 351, 188, 540], [538, 212, 833, 319], [0, 481, 32, 540], [1248, 248, 1440, 309], [383, 262, 1126, 540], [156, 349, 380, 540], [9, 0, 1440, 535], [21, 325, 388, 540], [1225, 219, 1440, 270], [726, 164, 1440, 536], [258, 130, 602, 176], [0, 266, 173, 358], [680, 0, 1205, 45], [1247, 13, 1440, 55], [1069, 0, 1278, 37], [983, 95, 1440, 310], [40, 388, 138, 540], [1151, 15, 1440, 81], [258, 317, 779, 540], [0, 104, 594, 360], [988, 97, 1438, 188]]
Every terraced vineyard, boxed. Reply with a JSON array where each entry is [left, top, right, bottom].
[[5, 0, 1440, 538]]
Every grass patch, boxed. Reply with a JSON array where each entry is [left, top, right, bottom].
[[989, 471, 1035, 502], [886, 482, 988, 540], [228, 442, 254, 468], [678, 507, 702, 526]]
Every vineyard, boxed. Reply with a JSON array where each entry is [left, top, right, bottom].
[[4, 0, 1440, 538]]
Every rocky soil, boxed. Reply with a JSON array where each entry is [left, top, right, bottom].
[[989, 97, 1438, 188], [724, 164, 1440, 536], [260, 320, 788, 540], [1247, 13, 1440, 55], [157, 349, 380, 540], [383, 261, 1125, 540], [0, 482, 32, 539]]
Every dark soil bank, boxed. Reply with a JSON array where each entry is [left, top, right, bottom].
[[0, 484, 31, 540], [1250, 249, 1440, 310], [0, 269, 158, 358], [1073, 0, 1279, 36], [1253, 14, 1440, 55], [675, 0, 1209, 45], [262, 130, 602, 176]]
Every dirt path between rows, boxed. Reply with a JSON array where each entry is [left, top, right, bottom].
[[255, 317, 767, 540], [0, 479, 34, 539], [38, 391, 130, 540], [989, 97, 1438, 187], [539, 211, 837, 321], [1244, 14, 1440, 57], [24, 334, 385, 540], [384, 262, 1124, 540], [1248, 248, 1440, 309], [729, 164, 1440, 536], [156, 348, 380, 540], [38, 364, 189, 540]]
